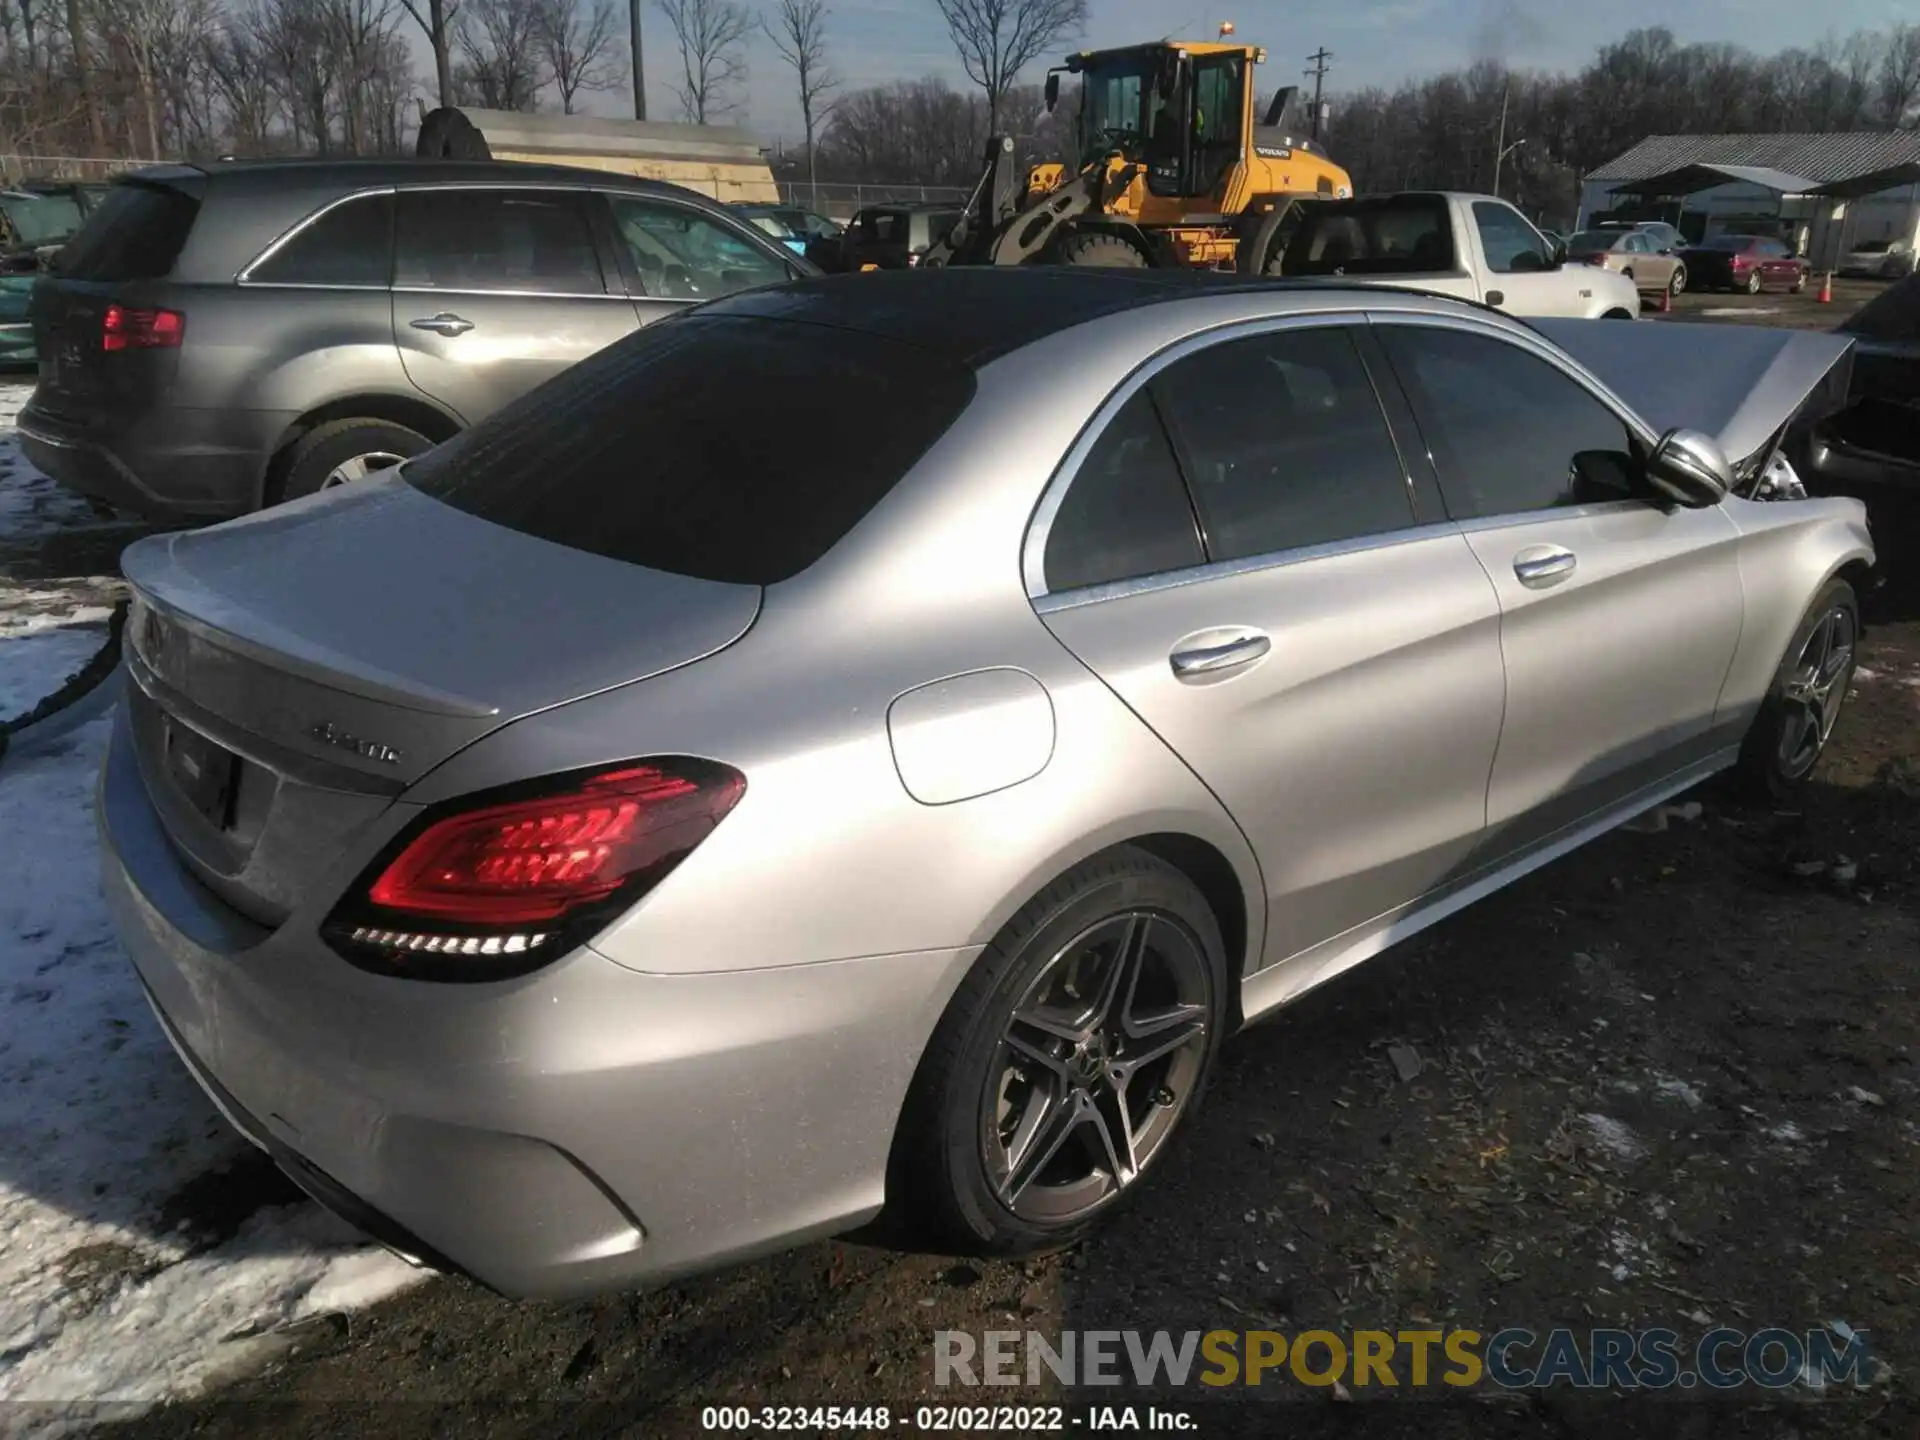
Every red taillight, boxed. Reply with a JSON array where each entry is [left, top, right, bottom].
[[102, 303, 185, 352], [329, 758, 744, 975]]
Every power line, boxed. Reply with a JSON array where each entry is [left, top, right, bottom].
[[1304, 47, 1331, 139]]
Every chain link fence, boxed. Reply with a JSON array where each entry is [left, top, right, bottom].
[[775, 181, 971, 220]]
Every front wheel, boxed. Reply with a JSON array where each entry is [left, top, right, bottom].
[[891, 847, 1227, 1255], [1051, 231, 1149, 268], [1735, 578, 1858, 801], [1668, 265, 1687, 296]]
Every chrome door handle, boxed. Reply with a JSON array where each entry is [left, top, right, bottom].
[[409, 312, 474, 337], [1513, 544, 1577, 588], [1169, 630, 1272, 681]]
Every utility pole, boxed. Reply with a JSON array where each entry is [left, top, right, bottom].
[[630, 0, 647, 121], [1304, 48, 1331, 140], [1491, 78, 1509, 196]]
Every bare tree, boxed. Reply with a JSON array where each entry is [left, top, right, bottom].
[[1877, 23, 1920, 128], [322, 0, 405, 148], [931, 0, 1084, 135], [456, 0, 544, 108], [535, 0, 622, 113], [763, 0, 834, 185], [656, 0, 746, 123], [98, 0, 219, 155], [396, 0, 457, 106]]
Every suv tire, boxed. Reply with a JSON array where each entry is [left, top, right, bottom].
[[274, 419, 432, 506]]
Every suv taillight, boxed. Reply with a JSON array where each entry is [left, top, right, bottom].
[[324, 758, 745, 979], [102, 303, 184, 351]]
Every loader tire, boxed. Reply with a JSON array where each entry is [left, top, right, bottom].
[[1052, 231, 1149, 268]]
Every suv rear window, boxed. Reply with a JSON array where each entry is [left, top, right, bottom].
[[404, 315, 977, 586], [53, 182, 200, 280], [1280, 197, 1455, 275]]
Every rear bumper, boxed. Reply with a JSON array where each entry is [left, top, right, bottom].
[[98, 704, 973, 1299], [18, 395, 294, 518]]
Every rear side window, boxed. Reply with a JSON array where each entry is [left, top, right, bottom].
[[247, 193, 393, 287], [1154, 327, 1414, 562], [1280, 198, 1454, 274], [53, 182, 199, 280], [1045, 390, 1203, 592], [395, 188, 605, 294], [404, 316, 976, 586]]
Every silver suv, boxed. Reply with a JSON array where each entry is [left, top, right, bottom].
[[19, 159, 810, 518]]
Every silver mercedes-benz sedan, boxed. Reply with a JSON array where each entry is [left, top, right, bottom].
[[101, 270, 1874, 1299]]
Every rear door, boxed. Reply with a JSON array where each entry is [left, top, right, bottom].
[[599, 192, 794, 322], [1372, 318, 1745, 861], [391, 186, 639, 425], [1469, 199, 1589, 317], [1032, 319, 1506, 968]]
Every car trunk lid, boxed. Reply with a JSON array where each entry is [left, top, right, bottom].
[[121, 480, 763, 925]]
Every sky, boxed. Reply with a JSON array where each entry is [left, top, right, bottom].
[[468, 0, 1915, 142]]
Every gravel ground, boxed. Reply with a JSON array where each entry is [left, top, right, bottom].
[[6, 290, 1918, 1437]]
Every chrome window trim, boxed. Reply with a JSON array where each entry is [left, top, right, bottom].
[[235, 186, 396, 287], [1024, 306, 1663, 607], [390, 285, 634, 302]]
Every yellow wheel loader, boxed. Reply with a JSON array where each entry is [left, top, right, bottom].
[[921, 37, 1354, 275]]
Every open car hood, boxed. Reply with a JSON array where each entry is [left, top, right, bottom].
[[1531, 319, 1855, 466]]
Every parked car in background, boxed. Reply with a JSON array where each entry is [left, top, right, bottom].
[[1597, 219, 1685, 253], [730, 202, 841, 259], [830, 204, 966, 271], [1274, 191, 1641, 318], [1837, 237, 1917, 280], [18, 159, 810, 519], [0, 183, 110, 366], [101, 270, 1867, 1300], [1803, 273, 1920, 492], [1564, 227, 1688, 299], [1678, 234, 1809, 294]]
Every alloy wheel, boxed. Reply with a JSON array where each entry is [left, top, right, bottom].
[[1778, 604, 1855, 778], [982, 911, 1211, 1225], [322, 450, 407, 489], [1670, 266, 1687, 295]]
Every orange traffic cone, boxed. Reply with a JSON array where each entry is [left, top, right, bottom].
[[1817, 271, 1832, 303]]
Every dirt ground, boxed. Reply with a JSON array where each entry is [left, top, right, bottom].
[[24, 283, 1920, 1437]]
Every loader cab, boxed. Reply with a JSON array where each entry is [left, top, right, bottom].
[[1062, 43, 1251, 204]]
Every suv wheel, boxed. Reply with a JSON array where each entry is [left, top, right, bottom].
[[274, 419, 431, 506]]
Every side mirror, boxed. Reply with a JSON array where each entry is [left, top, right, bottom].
[[1647, 428, 1732, 508], [1044, 73, 1060, 113], [1550, 238, 1568, 267]]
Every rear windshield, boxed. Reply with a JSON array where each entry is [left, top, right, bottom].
[[1279, 198, 1456, 274], [404, 315, 977, 586], [1567, 230, 1619, 249], [1852, 240, 1891, 254], [1697, 236, 1751, 252], [53, 182, 200, 280]]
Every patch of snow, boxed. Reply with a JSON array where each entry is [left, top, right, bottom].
[[1768, 1120, 1807, 1143], [1653, 1075, 1705, 1110], [1581, 1113, 1647, 1163], [0, 624, 107, 725], [0, 717, 422, 1424], [1852, 666, 1879, 681], [1698, 306, 1781, 317], [1604, 1224, 1655, 1282], [0, 384, 102, 543]]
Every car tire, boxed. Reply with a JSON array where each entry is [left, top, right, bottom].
[[891, 846, 1229, 1257], [1746, 269, 1764, 294], [1669, 265, 1687, 296], [272, 419, 432, 507], [1052, 231, 1150, 268], [1734, 577, 1859, 802]]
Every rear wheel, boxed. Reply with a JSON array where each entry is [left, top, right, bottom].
[[1668, 265, 1687, 295], [273, 419, 431, 507], [891, 847, 1227, 1255], [1052, 231, 1149, 268], [1735, 578, 1858, 801], [1746, 269, 1764, 295]]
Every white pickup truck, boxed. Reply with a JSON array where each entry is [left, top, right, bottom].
[[1271, 191, 1642, 320]]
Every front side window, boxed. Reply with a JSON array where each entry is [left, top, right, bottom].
[[1473, 200, 1552, 274], [249, 192, 393, 287], [394, 189, 604, 294], [1379, 326, 1639, 519], [608, 196, 789, 300], [1044, 389, 1203, 592], [1153, 326, 1414, 562]]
